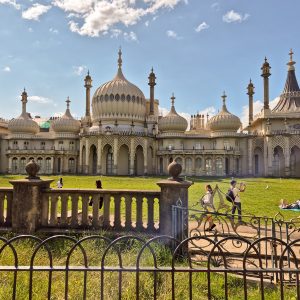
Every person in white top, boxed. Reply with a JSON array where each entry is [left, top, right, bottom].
[[230, 180, 246, 222], [57, 177, 63, 188], [201, 184, 216, 231]]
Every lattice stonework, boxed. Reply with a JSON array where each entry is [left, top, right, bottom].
[[87, 137, 98, 148], [271, 136, 285, 150], [252, 137, 264, 150], [100, 136, 114, 150], [290, 135, 300, 151], [133, 137, 146, 150], [117, 136, 131, 151]]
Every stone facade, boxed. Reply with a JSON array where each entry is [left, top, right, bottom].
[[1, 49, 300, 177]]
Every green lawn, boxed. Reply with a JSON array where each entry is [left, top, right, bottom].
[[1, 175, 300, 219]]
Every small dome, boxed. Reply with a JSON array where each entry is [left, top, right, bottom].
[[208, 93, 241, 132], [8, 89, 39, 134], [158, 94, 188, 133], [91, 49, 146, 124], [52, 98, 80, 133]]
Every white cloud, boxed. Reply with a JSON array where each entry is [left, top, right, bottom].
[[110, 28, 122, 38], [166, 30, 181, 40], [211, 2, 219, 11], [240, 97, 280, 127], [28, 27, 33, 32], [49, 27, 59, 34], [2, 66, 11, 72], [124, 31, 138, 42], [73, 65, 87, 75], [145, 20, 149, 27], [0, 0, 20, 10], [22, 3, 51, 21], [53, 112, 64, 117], [53, 0, 186, 37], [195, 22, 209, 33], [223, 10, 249, 23], [27, 95, 53, 104]]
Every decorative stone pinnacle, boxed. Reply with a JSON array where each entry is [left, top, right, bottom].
[[25, 159, 40, 179], [66, 96, 70, 109], [167, 160, 183, 181], [118, 47, 122, 69], [151, 67, 154, 73]]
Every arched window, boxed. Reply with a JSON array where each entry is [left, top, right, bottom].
[[45, 157, 51, 173], [205, 158, 212, 176], [68, 158, 75, 173], [106, 147, 113, 175], [216, 158, 223, 176], [12, 157, 18, 173], [20, 157, 26, 174], [185, 157, 192, 174]]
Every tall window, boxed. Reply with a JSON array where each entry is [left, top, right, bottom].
[[45, 158, 51, 173], [68, 158, 75, 173], [185, 157, 192, 174], [12, 157, 18, 173], [205, 158, 212, 175], [106, 148, 113, 175], [216, 158, 223, 176], [37, 157, 43, 172], [20, 157, 26, 173]]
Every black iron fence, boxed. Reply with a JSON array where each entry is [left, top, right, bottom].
[[0, 234, 299, 299]]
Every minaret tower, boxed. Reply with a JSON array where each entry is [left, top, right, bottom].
[[148, 67, 156, 115], [21, 88, 28, 115], [247, 79, 255, 125], [261, 57, 271, 110], [84, 70, 92, 120]]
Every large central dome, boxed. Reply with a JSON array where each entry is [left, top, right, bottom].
[[91, 49, 146, 125]]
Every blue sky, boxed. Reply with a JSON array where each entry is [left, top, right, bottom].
[[0, 0, 299, 125]]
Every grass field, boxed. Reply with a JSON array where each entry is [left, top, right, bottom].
[[1, 174, 300, 219]]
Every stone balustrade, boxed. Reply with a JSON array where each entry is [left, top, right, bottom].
[[0, 160, 192, 237], [41, 189, 160, 232], [0, 188, 13, 227]]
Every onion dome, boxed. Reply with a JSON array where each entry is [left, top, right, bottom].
[[273, 49, 300, 113], [207, 92, 241, 132], [91, 48, 146, 124], [52, 97, 80, 133], [8, 89, 39, 134], [158, 94, 188, 133]]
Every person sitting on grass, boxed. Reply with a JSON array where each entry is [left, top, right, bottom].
[[200, 184, 216, 231], [279, 199, 300, 209]]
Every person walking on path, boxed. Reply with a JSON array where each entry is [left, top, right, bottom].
[[230, 180, 246, 222], [57, 178, 63, 188], [201, 184, 216, 231]]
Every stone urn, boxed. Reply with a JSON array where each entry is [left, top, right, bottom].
[[167, 160, 183, 181], [25, 159, 40, 179]]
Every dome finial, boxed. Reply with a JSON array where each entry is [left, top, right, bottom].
[[171, 93, 175, 106], [221, 91, 227, 105], [118, 47, 122, 69], [66, 96, 70, 109], [289, 49, 294, 62], [287, 48, 296, 71]]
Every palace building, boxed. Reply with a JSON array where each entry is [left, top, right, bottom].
[[1, 49, 300, 177]]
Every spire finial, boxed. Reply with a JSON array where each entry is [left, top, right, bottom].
[[289, 49, 294, 62], [221, 91, 227, 105], [118, 47, 122, 69], [287, 48, 296, 71], [171, 93, 175, 106], [87, 69, 90, 76], [151, 67, 154, 73], [66, 96, 70, 109]]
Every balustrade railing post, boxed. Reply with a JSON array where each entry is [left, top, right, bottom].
[[9, 160, 53, 233], [136, 196, 143, 231], [157, 162, 193, 240], [125, 195, 132, 230], [103, 195, 110, 228], [147, 197, 155, 232]]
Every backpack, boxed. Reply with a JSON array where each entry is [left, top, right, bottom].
[[225, 189, 235, 202]]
